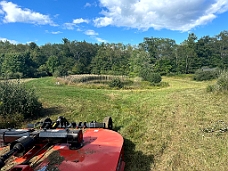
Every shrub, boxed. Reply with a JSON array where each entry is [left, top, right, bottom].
[[217, 72, 228, 91], [148, 73, 162, 83], [193, 68, 219, 81], [109, 78, 124, 89], [206, 85, 214, 92], [206, 71, 228, 93], [141, 72, 162, 83], [0, 80, 42, 120], [0, 113, 24, 128]]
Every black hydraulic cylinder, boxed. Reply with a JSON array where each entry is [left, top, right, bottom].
[[10, 136, 35, 156], [0, 136, 34, 169]]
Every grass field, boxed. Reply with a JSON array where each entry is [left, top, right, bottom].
[[25, 75, 228, 171]]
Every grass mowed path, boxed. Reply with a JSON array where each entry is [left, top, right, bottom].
[[26, 76, 228, 171]]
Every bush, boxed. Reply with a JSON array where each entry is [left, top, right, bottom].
[[206, 85, 215, 92], [206, 71, 228, 93], [148, 73, 162, 83], [217, 72, 228, 91], [193, 68, 219, 81], [0, 113, 24, 128], [141, 72, 162, 83], [109, 78, 124, 89], [0, 80, 42, 119]]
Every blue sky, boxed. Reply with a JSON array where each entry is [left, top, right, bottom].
[[0, 0, 228, 46]]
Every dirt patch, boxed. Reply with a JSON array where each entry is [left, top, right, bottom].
[[34, 147, 65, 171], [46, 150, 65, 170]]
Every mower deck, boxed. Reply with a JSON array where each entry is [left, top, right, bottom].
[[0, 127, 125, 171]]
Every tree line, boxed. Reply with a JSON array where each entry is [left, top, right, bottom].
[[0, 31, 228, 79]]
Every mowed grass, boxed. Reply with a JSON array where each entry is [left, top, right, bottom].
[[25, 76, 228, 171]]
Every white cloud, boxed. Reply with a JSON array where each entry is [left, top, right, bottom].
[[73, 18, 89, 24], [95, 37, 107, 43], [63, 18, 89, 30], [94, 17, 112, 27], [76, 28, 83, 32], [63, 23, 75, 30], [84, 3, 92, 8], [45, 30, 62, 34], [0, 37, 18, 44], [51, 31, 62, 34], [84, 30, 98, 36], [83, 29, 106, 43], [94, 0, 228, 32], [0, 1, 55, 25], [84, 2, 97, 8], [54, 14, 59, 18]]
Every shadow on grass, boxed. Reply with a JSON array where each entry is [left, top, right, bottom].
[[40, 106, 64, 117], [124, 138, 155, 171], [113, 125, 122, 132]]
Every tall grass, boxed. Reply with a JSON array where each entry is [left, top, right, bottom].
[[207, 71, 228, 92], [25, 76, 228, 171], [61, 74, 129, 84]]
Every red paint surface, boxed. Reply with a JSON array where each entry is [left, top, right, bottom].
[[10, 128, 125, 171]]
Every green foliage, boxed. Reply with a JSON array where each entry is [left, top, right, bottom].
[[0, 80, 42, 119], [206, 85, 215, 92], [217, 71, 228, 91], [46, 55, 59, 74], [108, 78, 124, 89], [139, 68, 152, 81], [154, 59, 173, 75], [140, 70, 162, 83], [91, 43, 131, 75], [53, 66, 68, 77], [193, 68, 219, 81], [1, 72, 23, 79], [0, 113, 24, 128], [1, 52, 35, 78], [0, 31, 228, 79], [148, 73, 162, 83], [206, 71, 228, 92]]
